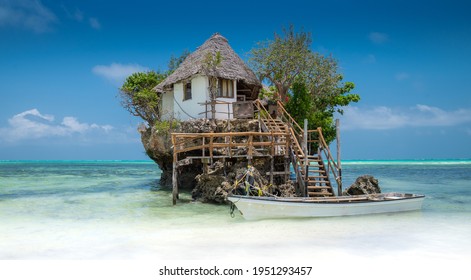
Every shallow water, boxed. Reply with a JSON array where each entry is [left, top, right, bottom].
[[0, 160, 470, 260]]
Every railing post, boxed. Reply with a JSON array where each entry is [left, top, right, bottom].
[[303, 119, 309, 190], [258, 104, 261, 133], [303, 119, 308, 155], [336, 118, 342, 196], [284, 130, 290, 184], [247, 134, 253, 165], [172, 135, 178, 205], [270, 135, 274, 185]]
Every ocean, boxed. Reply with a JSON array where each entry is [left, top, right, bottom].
[[0, 160, 470, 264]]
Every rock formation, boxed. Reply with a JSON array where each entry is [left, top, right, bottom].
[[343, 175, 381, 195]]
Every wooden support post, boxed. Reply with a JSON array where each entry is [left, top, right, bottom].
[[303, 119, 308, 156], [202, 137, 206, 158], [284, 131, 290, 183], [336, 119, 342, 196], [258, 108, 261, 133], [209, 135, 213, 165], [303, 119, 309, 184], [229, 135, 232, 158], [172, 152, 178, 205], [248, 134, 253, 165], [270, 134, 274, 185]]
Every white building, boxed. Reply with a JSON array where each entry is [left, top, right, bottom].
[[154, 33, 261, 120]]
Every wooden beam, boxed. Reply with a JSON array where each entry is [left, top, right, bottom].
[[172, 151, 178, 205]]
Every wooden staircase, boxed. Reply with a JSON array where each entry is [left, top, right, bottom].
[[256, 101, 335, 197], [302, 155, 333, 197]]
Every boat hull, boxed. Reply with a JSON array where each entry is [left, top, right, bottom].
[[227, 193, 425, 220]]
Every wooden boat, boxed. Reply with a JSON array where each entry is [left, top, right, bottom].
[[227, 192, 425, 220]]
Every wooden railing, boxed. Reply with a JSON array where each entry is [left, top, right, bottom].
[[276, 100, 303, 141], [253, 99, 278, 130], [308, 128, 342, 194], [199, 100, 233, 120], [172, 131, 290, 159]]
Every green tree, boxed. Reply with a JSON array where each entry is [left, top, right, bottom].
[[119, 71, 167, 126], [250, 25, 312, 101], [120, 50, 190, 126], [251, 25, 360, 144], [286, 77, 359, 145], [303, 54, 359, 115]]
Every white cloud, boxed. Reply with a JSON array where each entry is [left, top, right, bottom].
[[92, 63, 149, 85], [61, 4, 101, 30], [341, 106, 408, 130], [368, 32, 389, 44], [0, 109, 114, 142], [0, 0, 57, 33], [61, 5, 83, 22], [364, 54, 376, 64], [341, 105, 471, 130], [395, 72, 410, 81], [89, 17, 100, 29]]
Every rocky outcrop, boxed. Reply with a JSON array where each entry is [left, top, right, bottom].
[[191, 160, 296, 203], [343, 175, 381, 195]]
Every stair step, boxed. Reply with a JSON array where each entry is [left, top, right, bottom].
[[307, 186, 331, 190], [307, 180, 330, 187], [307, 175, 328, 179], [308, 179, 330, 183], [308, 192, 333, 197], [308, 179, 328, 183], [307, 165, 324, 168], [301, 170, 326, 174]]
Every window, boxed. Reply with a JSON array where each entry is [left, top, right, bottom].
[[217, 79, 234, 98], [183, 82, 192, 101]]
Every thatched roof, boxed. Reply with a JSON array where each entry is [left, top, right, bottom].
[[154, 33, 261, 93]]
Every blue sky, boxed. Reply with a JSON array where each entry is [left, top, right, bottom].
[[0, 0, 470, 160]]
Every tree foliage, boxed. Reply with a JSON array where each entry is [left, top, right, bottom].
[[120, 50, 188, 126], [251, 25, 360, 144], [250, 25, 313, 101], [286, 77, 359, 145], [119, 71, 166, 126]]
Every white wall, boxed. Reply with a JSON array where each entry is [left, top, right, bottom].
[[172, 75, 207, 120], [161, 90, 174, 120], [165, 75, 237, 121]]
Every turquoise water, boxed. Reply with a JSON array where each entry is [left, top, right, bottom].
[[0, 160, 470, 260]]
